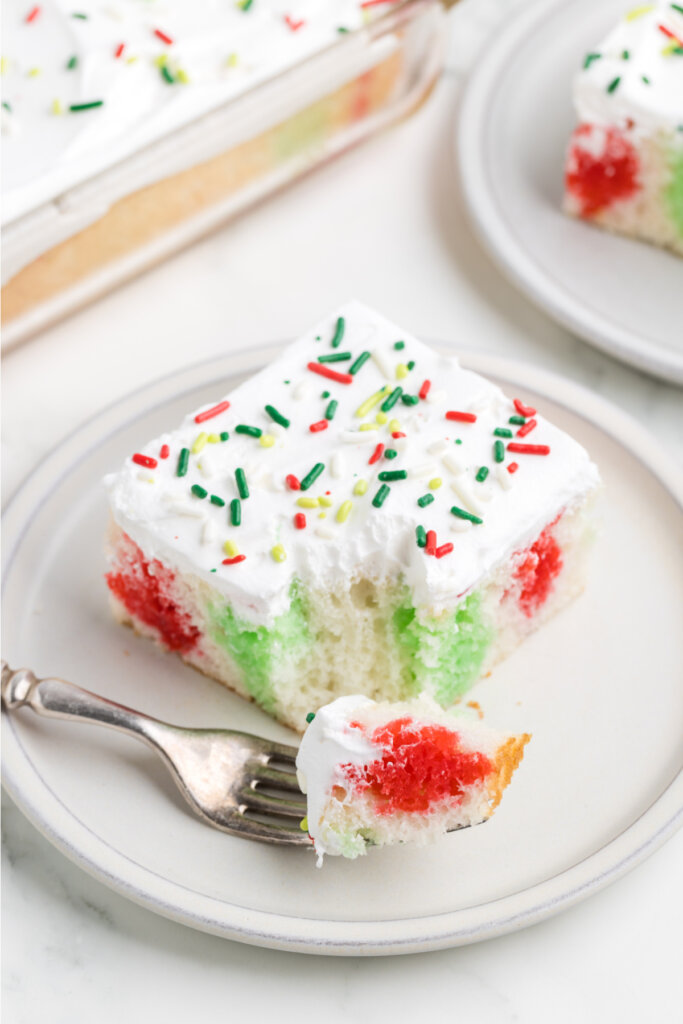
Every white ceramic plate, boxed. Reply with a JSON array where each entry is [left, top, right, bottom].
[[2, 346, 682, 955], [456, 0, 683, 385]]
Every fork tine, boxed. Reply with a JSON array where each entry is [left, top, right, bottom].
[[253, 764, 304, 793], [239, 786, 307, 819], [261, 741, 299, 766], [231, 816, 312, 846]]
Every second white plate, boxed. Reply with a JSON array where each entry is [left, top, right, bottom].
[[456, 0, 683, 384]]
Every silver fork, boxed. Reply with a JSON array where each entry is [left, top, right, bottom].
[[1, 662, 310, 847]]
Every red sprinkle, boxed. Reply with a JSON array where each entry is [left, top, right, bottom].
[[114, 42, 125, 58], [507, 462, 519, 475], [360, 0, 394, 6], [309, 420, 328, 433], [513, 398, 536, 418], [446, 411, 477, 423], [159, 444, 170, 460], [284, 14, 305, 30], [435, 542, 454, 559], [194, 400, 230, 423], [294, 513, 306, 530], [516, 418, 537, 438], [132, 453, 158, 469], [659, 23, 683, 47], [391, 431, 406, 439], [307, 361, 353, 385], [286, 474, 301, 491], [425, 530, 437, 556], [25, 6, 40, 22], [507, 443, 550, 456], [222, 555, 246, 565], [418, 380, 431, 400], [154, 28, 174, 45], [368, 443, 384, 465]]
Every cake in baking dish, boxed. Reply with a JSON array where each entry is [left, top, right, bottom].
[[296, 695, 530, 863], [104, 301, 600, 733], [563, 2, 683, 256]]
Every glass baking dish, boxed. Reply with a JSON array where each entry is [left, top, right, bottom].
[[1, 0, 449, 349]]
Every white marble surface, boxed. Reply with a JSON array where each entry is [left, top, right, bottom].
[[2, 0, 682, 1019]]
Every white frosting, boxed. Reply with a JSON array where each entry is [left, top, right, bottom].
[[1, 0, 381, 224], [573, 3, 683, 136], [105, 300, 600, 627]]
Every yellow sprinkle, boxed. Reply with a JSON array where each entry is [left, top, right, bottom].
[[192, 432, 208, 454], [1, 57, 9, 75], [318, 495, 333, 508], [375, 411, 388, 425], [388, 419, 401, 434], [429, 477, 442, 490], [226, 53, 239, 67], [28, 67, 41, 77], [299, 816, 308, 832], [336, 500, 353, 523], [662, 40, 679, 55], [353, 479, 368, 496], [297, 497, 319, 508], [625, 4, 654, 19], [318, 512, 326, 519], [176, 68, 190, 84], [271, 544, 287, 563], [51, 98, 63, 115], [396, 363, 409, 380], [355, 387, 389, 418], [154, 54, 168, 67], [126, 56, 138, 65], [207, 433, 221, 443], [223, 539, 239, 557], [259, 433, 275, 447], [359, 423, 378, 432]]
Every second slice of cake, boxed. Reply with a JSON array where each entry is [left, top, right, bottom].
[[105, 301, 600, 732]]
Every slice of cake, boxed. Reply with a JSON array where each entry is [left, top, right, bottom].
[[104, 301, 600, 732], [296, 695, 530, 864], [564, 2, 683, 256]]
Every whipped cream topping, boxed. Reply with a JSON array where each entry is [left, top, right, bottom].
[[573, 3, 683, 136], [1, 0, 384, 224], [105, 301, 600, 628]]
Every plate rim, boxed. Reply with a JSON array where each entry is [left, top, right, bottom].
[[455, 0, 683, 386], [2, 342, 683, 955]]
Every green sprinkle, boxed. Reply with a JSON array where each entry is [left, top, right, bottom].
[[475, 466, 489, 483], [384, 448, 398, 460], [230, 499, 241, 526], [372, 484, 390, 508], [235, 468, 249, 499], [176, 448, 190, 477], [337, 26, 349, 33], [264, 404, 290, 428], [451, 505, 483, 525], [455, 439, 462, 445], [330, 316, 345, 349], [191, 484, 208, 499], [300, 462, 325, 491], [2, 101, 11, 112], [642, 75, 650, 84], [673, 4, 683, 14], [493, 440, 505, 463], [321, 390, 330, 398], [583, 52, 602, 69], [401, 394, 419, 406], [305, 711, 316, 724], [210, 495, 226, 507], [220, 431, 230, 442], [607, 76, 621, 94], [393, 341, 405, 350], [66, 55, 78, 70], [235, 424, 262, 437], [71, 12, 88, 19], [349, 351, 371, 375], [494, 427, 513, 438], [509, 415, 526, 426], [407, 360, 415, 371], [378, 469, 407, 481], [622, 49, 630, 60], [160, 65, 175, 85], [317, 352, 351, 363], [237, 0, 254, 10], [325, 399, 338, 421], [380, 386, 403, 412], [69, 100, 104, 112], [417, 494, 434, 508], [416, 525, 427, 548]]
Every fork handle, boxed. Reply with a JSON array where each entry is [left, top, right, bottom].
[[1, 661, 162, 745]]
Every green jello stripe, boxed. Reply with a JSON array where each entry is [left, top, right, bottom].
[[666, 144, 683, 239]]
